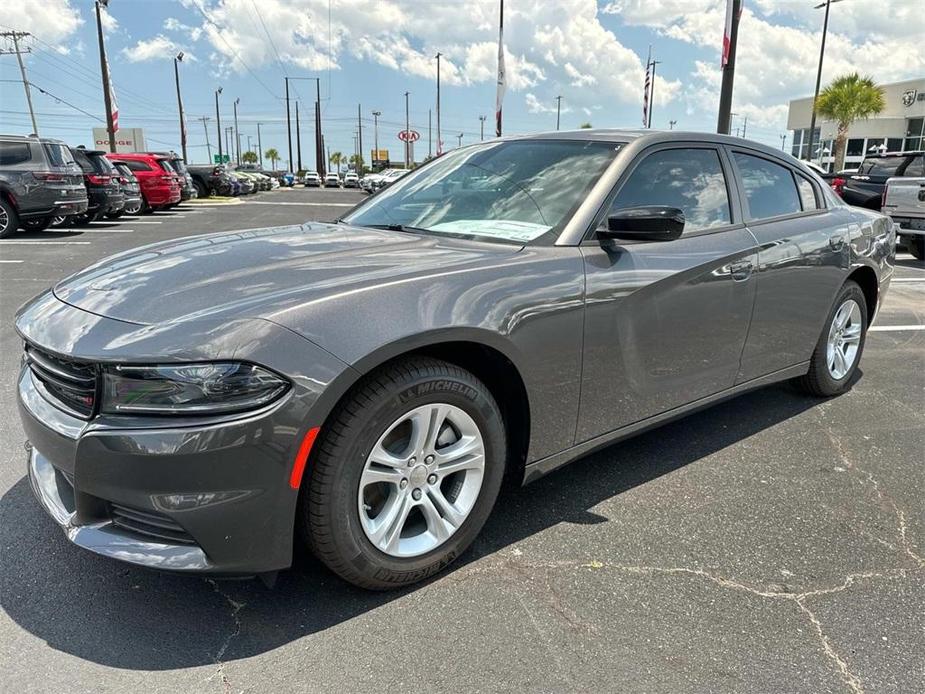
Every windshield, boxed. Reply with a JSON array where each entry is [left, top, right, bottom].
[[858, 156, 909, 176], [343, 139, 620, 244]]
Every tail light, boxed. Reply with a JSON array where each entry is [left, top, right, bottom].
[[830, 177, 846, 196], [87, 174, 112, 185], [32, 172, 66, 182], [119, 176, 129, 184]]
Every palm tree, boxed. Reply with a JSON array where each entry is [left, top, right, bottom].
[[264, 148, 280, 169], [349, 154, 364, 173], [241, 150, 258, 165], [329, 151, 344, 174], [815, 73, 885, 170]]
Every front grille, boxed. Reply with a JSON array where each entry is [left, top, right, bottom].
[[109, 503, 196, 545], [25, 345, 98, 418]]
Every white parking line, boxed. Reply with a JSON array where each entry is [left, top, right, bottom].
[[245, 201, 356, 207], [0, 241, 91, 245], [869, 325, 925, 332], [0, 259, 25, 263], [124, 221, 162, 224], [891, 278, 925, 283], [68, 229, 135, 233]]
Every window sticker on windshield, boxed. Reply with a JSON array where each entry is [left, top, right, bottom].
[[428, 219, 550, 241]]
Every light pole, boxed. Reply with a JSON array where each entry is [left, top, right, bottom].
[[285, 77, 324, 176], [233, 97, 241, 165], [456, 133, 463, 148], [214, 87, 223, 162], [225, 127, 232, 159], [295, 100, 302, 172], [256, 122, 262, 166], [372, 110, 381, 167], [404, 91, 411, 168], [435, 52, 442, 155], [806, 0, 844, 161], [555, 96, 562, 130], [479, 115, 487, 140], [669, 119, 677, 130], [173, 52, 187, 162], [94, 0, 117, 152], [780, 133, 787, 151]]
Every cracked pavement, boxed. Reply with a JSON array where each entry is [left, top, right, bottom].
[[1, 190, 923, 693]]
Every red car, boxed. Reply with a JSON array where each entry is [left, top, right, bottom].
[[106, 153, 181, 211]]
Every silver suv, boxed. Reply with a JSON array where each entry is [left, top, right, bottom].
[[0, 134, 88, 238]]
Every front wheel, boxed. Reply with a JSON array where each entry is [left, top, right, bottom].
[[0, 198, 19, 238], [21, 216, 52, 232], [907, 237, 924, 261], [797, 280, 868, 397], [299, 357, 506, 590]]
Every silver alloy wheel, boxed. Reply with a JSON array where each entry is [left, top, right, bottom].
[[358, 403, 486, 558], [50, 215, 67, 227], [0, 206, 8, 232], [124, 201, 142, 215], [826, 298, 862, 380]]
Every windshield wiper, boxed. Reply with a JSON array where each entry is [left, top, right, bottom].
[[362, 223, 429, 234]]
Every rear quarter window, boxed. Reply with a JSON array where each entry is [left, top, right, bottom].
[[733, 152, 801, 220], [0, 141, 34, 166], [42, 143, 75, 167], [121, 159, 153, 172]]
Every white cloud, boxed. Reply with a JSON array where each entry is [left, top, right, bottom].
[[122, 35, 195, 62], [15, 0, 82, 46], [525, 93, 570, 115], [100, 7, 118, 32]]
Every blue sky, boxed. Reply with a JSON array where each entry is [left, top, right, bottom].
[[2, 0, 922, 168]]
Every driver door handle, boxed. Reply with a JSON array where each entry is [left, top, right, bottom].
[[729, 260, 753, 281]]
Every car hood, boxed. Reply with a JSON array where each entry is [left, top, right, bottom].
[[53, 222, 520, 326]]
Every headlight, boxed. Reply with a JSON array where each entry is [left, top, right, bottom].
[[101, 362, 289, 415]]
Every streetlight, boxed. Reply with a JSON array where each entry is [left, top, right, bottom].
[[372, 110, 381, 167], [173, 52, 187, 162], [555, 95, 562, 130], [285, 77, 324, 175], [456, 133, 463, 148], [404, 91, 411, 168], [806, 0, 846, 161], [214, 86, 223, 162], [479, 115, 487, 141], [233, 97, 241, 166]]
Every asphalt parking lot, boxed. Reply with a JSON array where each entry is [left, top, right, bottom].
[[0, 187, 922, 693]]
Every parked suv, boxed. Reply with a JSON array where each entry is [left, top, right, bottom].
[[70, 147, 124, 225], [107, 153, 181, 212], [109, 161, 143, 218], [154, 153, 196, 203], [882, 175, 925, 260], [0, 134, 87, 237], [188, 164, 234, 197], [841, 151, 925, 209]]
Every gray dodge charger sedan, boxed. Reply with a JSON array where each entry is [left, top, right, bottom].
[[16, 130, 895, 589]]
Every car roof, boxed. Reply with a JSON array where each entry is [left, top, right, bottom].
[[863, 150, 924, 157], [0, 134, 70, 145]]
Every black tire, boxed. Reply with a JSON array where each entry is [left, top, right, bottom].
[[0, 197, 19, 239], [193, 180, 208, 198], [299, 357, 506, 590], [105, 209, 124, 220], [797, 280, 868, 397], [49, 215, 68, 228], [70, 209, 102, 226], [907, 237, 924, 261], [21, 216, 52, 232]]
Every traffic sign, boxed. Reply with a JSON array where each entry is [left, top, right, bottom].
[[398, 130, 420, 143], [214, 154, 230, 164]]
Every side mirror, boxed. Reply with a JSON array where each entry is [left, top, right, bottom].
[[601, 206, 685, 241]]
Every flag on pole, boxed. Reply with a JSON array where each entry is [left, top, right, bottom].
[[106, 55, 119, 132], [495, 0, 505, 137], [721, 0, 735, 67], [642, 47, 651, 127]]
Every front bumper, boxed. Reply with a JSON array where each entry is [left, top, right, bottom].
[[15, 293, 354, 576]]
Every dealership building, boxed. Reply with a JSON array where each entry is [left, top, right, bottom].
[[787, 77, 924, 171]]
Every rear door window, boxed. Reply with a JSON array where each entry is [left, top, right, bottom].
[[610, 147, 731, 232], [122, 160, 152, 172], [0, 141, 34, 166], [732, 152, 801, 220]]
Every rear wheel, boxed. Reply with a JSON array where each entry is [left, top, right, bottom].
[[0, 198, 19, 238], [123, 199, 142, 216], [907, 237, 924, 261], [50, 215, 68, 227], [21, 216, 52, 232], [193, 180, 208, 198], [797, 280, 867, 397], [300, 357, 506, 590], [105, 209, 124, 220]]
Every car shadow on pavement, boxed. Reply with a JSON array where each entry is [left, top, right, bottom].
[[1, 382, 823, 671]]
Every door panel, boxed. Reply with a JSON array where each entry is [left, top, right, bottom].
[[577, 230, 758, 443]]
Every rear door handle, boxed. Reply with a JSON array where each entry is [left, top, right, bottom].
[[729, 260, 753, 281], [829, 235, 845, 250]]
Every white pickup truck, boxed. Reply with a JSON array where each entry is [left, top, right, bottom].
[[882, 176, 925, 260]]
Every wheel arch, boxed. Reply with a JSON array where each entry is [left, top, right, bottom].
[[846, 264, 879, 319], [310, 329, 532, 485]]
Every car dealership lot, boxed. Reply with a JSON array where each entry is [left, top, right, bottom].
[[1, 188, 922, 693]]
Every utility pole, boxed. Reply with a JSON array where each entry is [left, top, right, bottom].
[[295, 101, 302, 171], [233, 97, 241, 165], [315, 77, 324, 177], [256, 122, 263, 166], [669, 119, 677, 130], [479, 115, 486, 140], [247, 135, 252, 156], [717, 0, 742, 134], [0, 31, 38, 134], [428, 109, 432, 157], [404, 91, 411, 169], [225, 127, 232, 158], [372, 110, 381, 167], [173, 52, 187, 161], [435, 52, 442, 155], [215, 87, 223, 162], [647, 59, 660, 128], [456, 133, 463, 148], [807, 0, 842, 161], [198, 116, 211, 163], [780, 133, 787, 151], [284, 77, 293, 173], [741, 114, 748, 138], [555, 96, 562, 130], [357, 103, 363, 175], [94, 0, 117, 152]]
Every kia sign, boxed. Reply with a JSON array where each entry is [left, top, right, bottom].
[[92, 127, 146, 153], [398, 130, 420, 142]]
